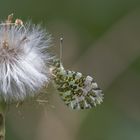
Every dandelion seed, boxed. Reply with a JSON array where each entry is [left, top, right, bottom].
[[0, 14, 52, 102]]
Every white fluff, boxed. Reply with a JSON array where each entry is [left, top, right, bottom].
[[0, 22, 51, 102]]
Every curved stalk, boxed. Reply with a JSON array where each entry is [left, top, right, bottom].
[[0, 102, 6, 140]]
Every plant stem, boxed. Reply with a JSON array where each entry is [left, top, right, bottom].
[[0, 102, 6, 140]]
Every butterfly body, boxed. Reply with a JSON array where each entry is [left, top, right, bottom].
[[51, 59, 103, 109]]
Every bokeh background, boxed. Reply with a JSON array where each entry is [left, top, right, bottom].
[[0, 0, 140, 140]]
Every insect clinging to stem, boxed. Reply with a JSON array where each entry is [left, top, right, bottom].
[[50, 38, 103, 110]]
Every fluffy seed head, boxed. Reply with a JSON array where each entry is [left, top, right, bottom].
[[0, 15, 52, 102]]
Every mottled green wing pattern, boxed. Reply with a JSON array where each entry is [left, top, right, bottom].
[[51, 59, 103, 109]]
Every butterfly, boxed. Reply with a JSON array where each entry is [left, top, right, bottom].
[[51, 59, 103, 109]]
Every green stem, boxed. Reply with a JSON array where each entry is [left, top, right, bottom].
[[0, 102, 6, 140]]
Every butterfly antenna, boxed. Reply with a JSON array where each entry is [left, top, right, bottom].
[[60, 37, 63, 64]]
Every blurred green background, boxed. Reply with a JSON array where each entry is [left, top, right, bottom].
[[1, 0, 140, 140]]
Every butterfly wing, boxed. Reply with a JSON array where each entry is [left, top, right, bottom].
[[51, 59, 103, 109]]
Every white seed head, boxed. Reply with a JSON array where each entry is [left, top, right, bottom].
[[0, 17, 52, 102]]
